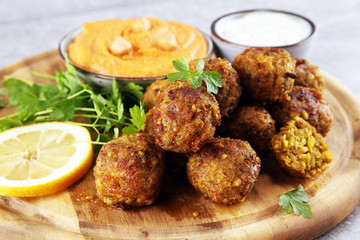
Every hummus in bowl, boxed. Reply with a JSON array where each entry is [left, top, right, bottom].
[[59, 18, 213, 87]]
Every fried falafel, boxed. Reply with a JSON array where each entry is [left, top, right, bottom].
[[295, 58, 325, 91], [231, 48, 296, 104], [270, 86, 333, 136], [218, 105, 276, 155], [94, 132, 166, 209], [270, 117, 332, 178], [187, 138, 261, 205], [153, 80, 221, 153]]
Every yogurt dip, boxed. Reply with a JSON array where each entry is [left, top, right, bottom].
[[215, 11, 313, 47]]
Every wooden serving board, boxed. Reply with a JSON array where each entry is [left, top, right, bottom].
[[0, 50, 360, 240]]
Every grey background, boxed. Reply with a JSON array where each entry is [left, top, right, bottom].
[[1, 0, 359, 239]]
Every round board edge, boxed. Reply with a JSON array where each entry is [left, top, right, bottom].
[[0, 51, 360, 240]]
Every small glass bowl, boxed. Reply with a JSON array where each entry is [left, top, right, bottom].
[[59, 26, 214, 88], [211, 9, 316, 61]]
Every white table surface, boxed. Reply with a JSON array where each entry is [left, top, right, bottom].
[[1, 0, 360, 239]]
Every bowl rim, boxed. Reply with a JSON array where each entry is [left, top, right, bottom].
[[210, 8, 316, 49], [58, 25, 214, 82]]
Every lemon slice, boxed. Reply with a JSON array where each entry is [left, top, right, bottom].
[[0, 122, 93, 197]]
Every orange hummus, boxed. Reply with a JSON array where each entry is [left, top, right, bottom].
[[67, 18, 208, 77]]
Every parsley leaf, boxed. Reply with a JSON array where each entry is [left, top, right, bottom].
[[195, 58, 205, 72], [0, 117, 21, 131], [122, 102, 145, 134], [278, 184, 312, 218], [172, 57, 189, 72], [202, 71, 222, 94], [167, 72, 184, 82], [50, 100, 76, 120], [166, 57, 223, 94], [2, 78, 32, 106], [189, 74, 202, 89]]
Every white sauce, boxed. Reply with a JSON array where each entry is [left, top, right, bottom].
[[216, 11, 312, 47]]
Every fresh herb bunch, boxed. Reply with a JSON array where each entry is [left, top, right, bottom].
[[166, 57, 223, 94], [0, 59, 145, 144], [278, 184, 312, 218]]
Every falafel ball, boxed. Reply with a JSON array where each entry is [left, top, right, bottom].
[[142, 80, 171, 110], [94, 132, 166, 209], [218, 105, 276, 155], [270, 116, 332, 178], [231, 48, 296, 104], [153, 80, 221, 153], [187, 138, 261, 205], [295, 58, 325, 91], [189, 57, 242, 117], [270, 86, 333, 136]]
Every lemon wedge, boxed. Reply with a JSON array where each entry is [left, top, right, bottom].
[[0, 122, 93, 197]]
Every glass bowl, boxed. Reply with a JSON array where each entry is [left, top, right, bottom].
[[211, 9, 316, 61], [59, 26, 214, 88]]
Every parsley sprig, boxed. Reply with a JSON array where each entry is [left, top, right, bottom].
[[121, 102, 145, 134], [279, 184, 312, 218], [0, 58, 145, 144], [166, 57, 223, 94]]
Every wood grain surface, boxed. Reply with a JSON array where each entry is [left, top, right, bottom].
[[0, 50, 359, 240]]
